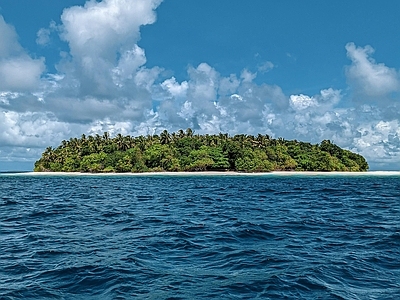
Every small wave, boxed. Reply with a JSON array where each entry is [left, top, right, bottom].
[[233, 227, 276, 240], [1, 198, 18, 205]]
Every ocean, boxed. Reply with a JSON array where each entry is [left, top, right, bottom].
[[1, 173, 399, 299]]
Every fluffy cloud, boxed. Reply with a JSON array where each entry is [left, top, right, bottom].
[[36, 28, 51, 46], [290, 94, 317, 111], [289, 88, 341, 111], [0, 57, 45, 91], [0, 16, 20, 57], [240, 69, 257, 83], [57, 0, 163, 98], [0, 16, 45, 91], [345, 42, 400, 98], [36, 21, 57, 46], [161, 77, 189, 99], [60, 0, 162, 58], [1, 1, 400, 170]]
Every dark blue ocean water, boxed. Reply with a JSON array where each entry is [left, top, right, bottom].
[[1, 174, 399, 299]]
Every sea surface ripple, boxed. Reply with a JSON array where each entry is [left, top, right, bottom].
[[1, 174, 399, 299]]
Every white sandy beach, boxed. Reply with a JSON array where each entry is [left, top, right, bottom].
[[5, 171, 400, 176]]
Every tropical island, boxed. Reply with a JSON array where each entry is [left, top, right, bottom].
[[34, 129, 369, 173]]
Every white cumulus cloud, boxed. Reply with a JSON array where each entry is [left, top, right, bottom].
[[0, 15, 46, 91], [56, 0, 163, 97], [0, 57, 45, 91], [345, 42, 400, 98]]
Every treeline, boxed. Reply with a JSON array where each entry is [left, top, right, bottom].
[[34, 128, 369, 173]]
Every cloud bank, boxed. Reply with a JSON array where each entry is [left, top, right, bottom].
[[0, 1, 400, 170]]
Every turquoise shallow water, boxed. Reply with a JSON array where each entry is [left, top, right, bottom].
[[1, 174, 399, 299]]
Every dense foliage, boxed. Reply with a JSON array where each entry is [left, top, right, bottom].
[[34, 129, 369, 172]]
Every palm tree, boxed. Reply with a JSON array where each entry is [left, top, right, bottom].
[[81, 134, 87, 146], [178, 129, 185, 139], [102, 131, 110, 141], [43, 147, 54, 163], [219, 133, 228, 142], [87, 135, 97, 153], [115, 133, 129, 151], [95, 134, 103, 151], [125, 135, 135, 149], [277, 137, 285, 145], [160, 130, 171, 145], [186, 128, 194, 137], [61, 140, 68, 149], [171, 132, 177, 143], [136, 135, 147, 152]]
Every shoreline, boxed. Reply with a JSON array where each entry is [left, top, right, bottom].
[[2, 171, 400, 176]]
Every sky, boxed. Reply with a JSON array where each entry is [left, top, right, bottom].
[[0, 0, 400, 171]]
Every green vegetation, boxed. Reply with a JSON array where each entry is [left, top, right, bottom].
[[34, 129, 369, 173]]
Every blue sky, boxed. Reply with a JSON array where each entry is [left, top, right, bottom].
[[0, 0, 400, 171]]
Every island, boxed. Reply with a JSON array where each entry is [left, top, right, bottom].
[[34, 129, 369, 173]]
